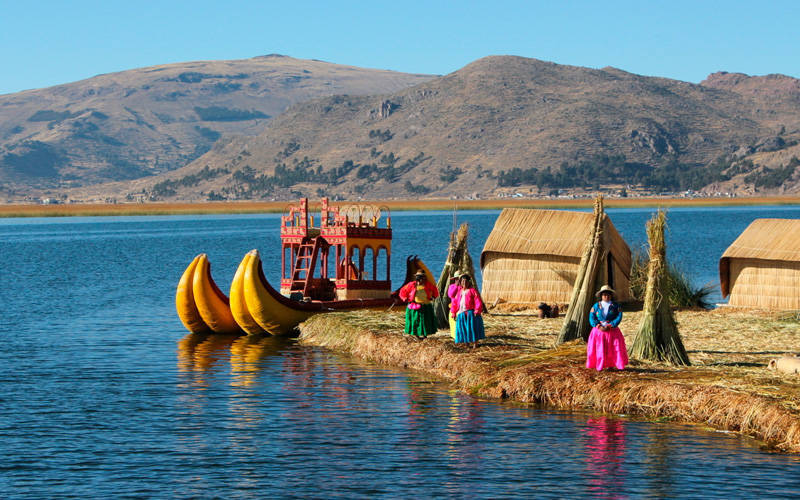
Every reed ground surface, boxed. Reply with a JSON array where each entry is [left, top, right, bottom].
[[298, 306, 800, 452], [2, 196, 799, 217]]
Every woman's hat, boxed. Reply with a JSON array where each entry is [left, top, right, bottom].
[[596, 285, 615, 297], [453, 271, 462, 278]]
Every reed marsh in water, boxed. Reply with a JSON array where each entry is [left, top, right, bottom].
[[3, 195, 799, 218]]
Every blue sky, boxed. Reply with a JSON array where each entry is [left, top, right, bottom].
[[1, 0, 798, 95]]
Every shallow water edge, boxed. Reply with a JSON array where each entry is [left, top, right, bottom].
[[298, 311, 800, 453]]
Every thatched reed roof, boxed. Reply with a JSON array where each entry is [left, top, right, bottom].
[[720, 218, 800, 298], [480, 208, 631, 275]]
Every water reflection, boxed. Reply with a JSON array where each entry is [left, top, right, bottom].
[[229, 333, 285, 388], [176, 333, 239, 380], [644, 428, 675, 498], [583, 416, 627, 498], [444, 390, 487, 496], [169, 335, 800, 497]]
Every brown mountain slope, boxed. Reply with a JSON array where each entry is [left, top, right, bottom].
[[0, 55, 434, 192], [117, 55, 797, 201], [700, 71, 800, 134]]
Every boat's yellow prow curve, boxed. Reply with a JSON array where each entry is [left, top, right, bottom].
[[229, 251, 267, 335], [175, 254, 211, 334], [191, 254, 242, 335], [243, 250, 315, 335]]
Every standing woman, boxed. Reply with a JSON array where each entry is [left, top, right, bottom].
[[586, 285, 628, 371], [448, 274, 485, 348], [446, 272, 462, 338], [399, 270, 439, 339]]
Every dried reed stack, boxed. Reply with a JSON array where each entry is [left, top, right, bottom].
[[433, 223, 476, 328], [557, 196, 607, 343], [629, 210, 690, 365]]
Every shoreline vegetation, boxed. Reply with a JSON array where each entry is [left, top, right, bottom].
[[1, 195, 800, 218], [298, 307, 800, 453]]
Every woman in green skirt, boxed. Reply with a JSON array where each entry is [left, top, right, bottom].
[[398, 270, 439, 338]]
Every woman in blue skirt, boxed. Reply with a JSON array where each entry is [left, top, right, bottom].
[[447, 274, 485, 348]]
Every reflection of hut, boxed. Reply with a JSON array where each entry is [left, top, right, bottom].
[[720, 218, 800, 309], [480, 209, 632, 305]]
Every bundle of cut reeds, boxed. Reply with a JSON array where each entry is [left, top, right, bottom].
[[557, 196, 607, 344], [433, 223, 476, 328], [629, 210, 691, 365]]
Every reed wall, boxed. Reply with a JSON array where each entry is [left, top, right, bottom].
[[719, 218, 800, 308], [481, 252, 631, 305], [480, 208, 632, 306], [728, 259, 800, 309], [482, 253, 579, 304]]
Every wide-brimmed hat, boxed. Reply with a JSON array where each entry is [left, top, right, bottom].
[[596, 285, 615, 297], [453, 271, 462, 278]]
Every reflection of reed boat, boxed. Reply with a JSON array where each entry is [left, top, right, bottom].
[[176, 198, 434, 336]]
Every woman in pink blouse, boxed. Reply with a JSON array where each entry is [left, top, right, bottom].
[[448, 274, 485, 348]]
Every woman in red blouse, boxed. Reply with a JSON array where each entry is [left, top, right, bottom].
[[398, 270, 439, 339]]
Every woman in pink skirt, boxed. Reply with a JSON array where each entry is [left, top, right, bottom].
[[586, 285, 628, 371]]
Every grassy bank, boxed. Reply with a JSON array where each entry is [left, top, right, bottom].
[[2, 195, 799, 217], [298, 307, 800, 452]]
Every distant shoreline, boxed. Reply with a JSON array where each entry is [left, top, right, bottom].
[[2, 196, 799, 218]]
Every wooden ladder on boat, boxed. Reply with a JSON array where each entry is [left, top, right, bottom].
[[290, 236, 326, 297]]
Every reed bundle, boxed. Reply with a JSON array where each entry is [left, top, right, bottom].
[[557, 196, 606, 343], [433, 223, 476, 328], [630, 251, 715, 309], [629, 210, 691, 365]]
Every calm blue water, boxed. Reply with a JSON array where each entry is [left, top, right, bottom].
[[2, 206, 800, 498]]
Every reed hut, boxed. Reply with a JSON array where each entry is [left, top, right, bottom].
[[480, 209, 632, 305], [719, 218, 800, 310]]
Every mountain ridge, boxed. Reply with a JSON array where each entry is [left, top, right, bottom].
[[4, 55, 800, 202], [110, 55, 799, 201], [0, 55, 435, 196]]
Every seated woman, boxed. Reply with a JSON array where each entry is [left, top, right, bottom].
[[339, 257, 361, 280], [586, 285, 628, 371], [448, 274, 485, 348], [398, 270, 439, 339]]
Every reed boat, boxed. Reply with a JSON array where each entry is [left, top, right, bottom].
[[176, 198, 434, 335]]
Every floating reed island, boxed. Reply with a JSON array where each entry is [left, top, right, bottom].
[[298, 306, 800, 453]]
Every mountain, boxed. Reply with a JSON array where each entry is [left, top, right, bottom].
[[8, 55, 800, 202], [108, 56, 798, 202], [0, 55, 434, 195]]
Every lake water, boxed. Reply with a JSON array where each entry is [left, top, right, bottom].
[[2, 206, 800, 497]]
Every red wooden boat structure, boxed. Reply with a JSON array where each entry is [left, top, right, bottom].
[[279, 197, 393, 302]]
